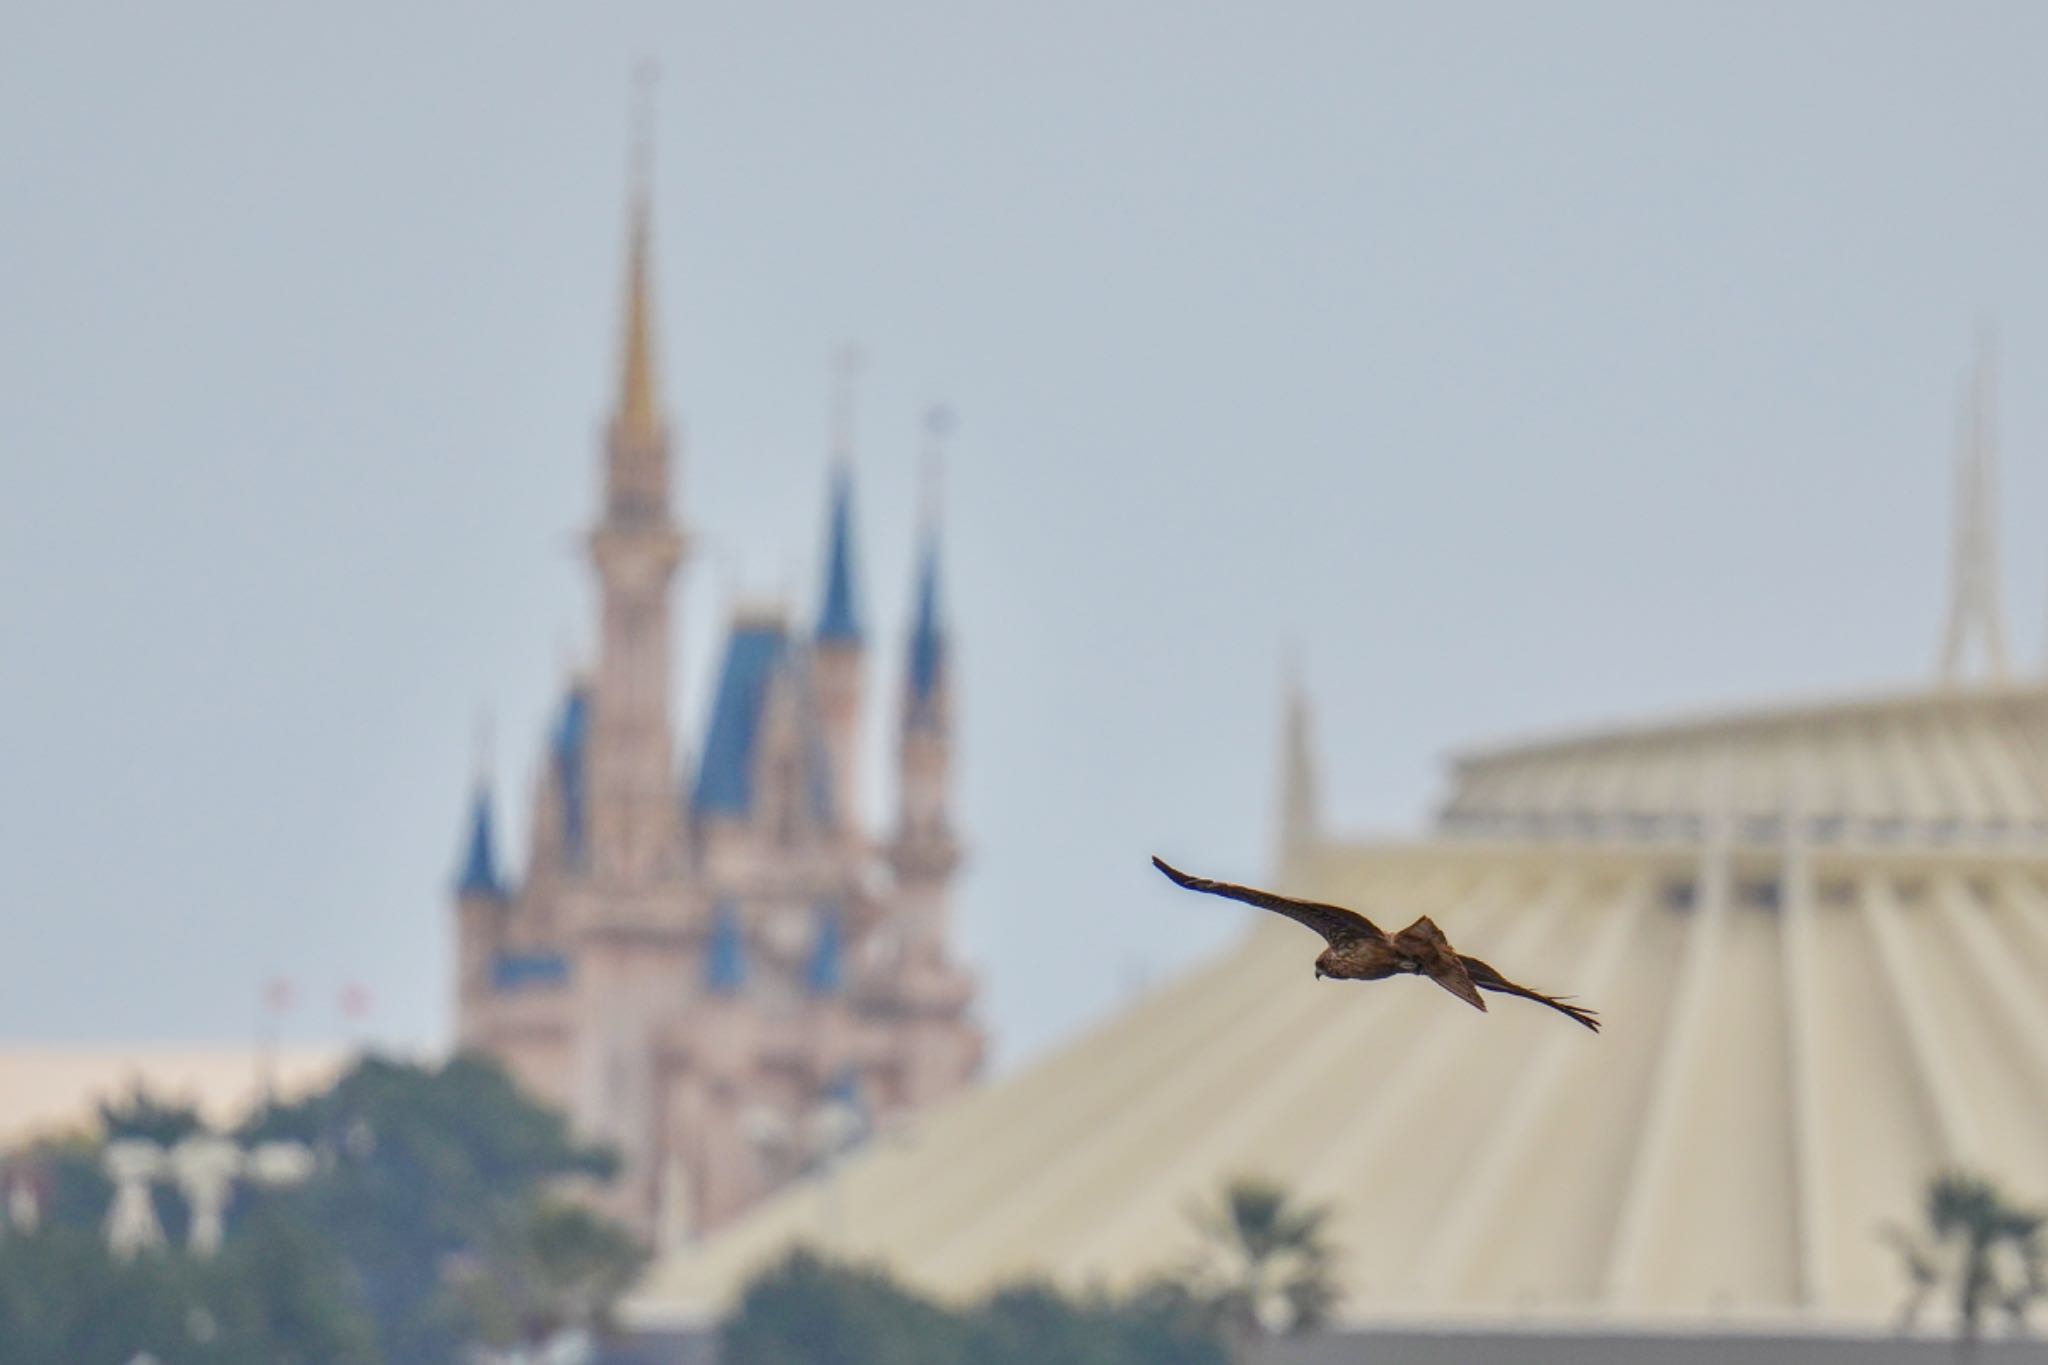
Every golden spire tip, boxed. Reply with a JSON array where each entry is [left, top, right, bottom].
[[615, 62, 662, 439]]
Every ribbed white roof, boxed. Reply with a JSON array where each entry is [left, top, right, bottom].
[[1439, 685, 2048, 843], [632, 686, 2048, 1330]]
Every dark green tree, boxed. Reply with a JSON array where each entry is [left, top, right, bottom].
[[237, 1050, 622, 1362], [721, 1249, 1229, 1365], [723, 1248, 970, 1365], [206, 1197, 383, 1364], [99, 1085, 207, 1146], [16, 1132, 112, 1231], [0, 1051, 642, 1363], [1181, 1177, 1341, 1361], [0, 1217, 377, 1365], [1886, 1170, 2045, 1352], [968, 1278, 1229, 1365], [457, 1197, 649, 1350]]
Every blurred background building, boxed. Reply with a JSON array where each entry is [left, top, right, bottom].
[[631, 341, 2048, 1345], [452, 151, 982, 1246]]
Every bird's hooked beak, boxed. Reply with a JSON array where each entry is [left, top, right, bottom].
[[1314, 966, 1327, 981]]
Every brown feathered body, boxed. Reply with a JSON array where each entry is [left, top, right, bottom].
[[1152, 856, 1597, 1032], [1316, 919, 1482, 1008]]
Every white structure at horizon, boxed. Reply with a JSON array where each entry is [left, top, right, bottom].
[[168, 1135, 243, 1258], [93, 1134, 314, 1259], [102, 1140, 166, 1259]]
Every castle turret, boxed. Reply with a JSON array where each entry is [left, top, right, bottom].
[[813, 351, 867, 837], [452, 780, 509, 1044], [884, 411, 981, 1105], [453, 85, 985, 1241], [566, 90, 696, 1237], [526, 681, 592, 879], [896, 484, 954, 860], [585, 127, 687, 889]]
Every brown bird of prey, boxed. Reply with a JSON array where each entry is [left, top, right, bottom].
[[1151, 856, 1599, 1032]]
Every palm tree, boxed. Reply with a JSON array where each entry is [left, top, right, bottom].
[[1885, 1170, 2045, 1354], [461, 1197, 648, 1356], [1183, 1177, 1340, 1362]]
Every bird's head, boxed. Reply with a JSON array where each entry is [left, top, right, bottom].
[[1313, 950, 1333, 981]]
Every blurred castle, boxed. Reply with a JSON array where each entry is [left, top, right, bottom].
[[449, 158, 983, 1246]]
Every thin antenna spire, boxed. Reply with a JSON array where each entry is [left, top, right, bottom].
[[831, 344, 865, 463], [1274, 658, 1321, 873], [1936, 328, 2010, 684]]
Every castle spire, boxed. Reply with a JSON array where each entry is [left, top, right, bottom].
[[908, 541, 944, 712], [816, 469, 863, 643], [816, 346, 865, 645], [615, 64, 662, 442], [1936, 327, 2009, 684], [455, 784, 507, 900], [454, 705, 508, 898], [584, 60, 685, 887], [907, 408, 952, 725]]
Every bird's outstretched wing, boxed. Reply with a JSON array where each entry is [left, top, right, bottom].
[[1458, 954, 1600, 1032], [1151, 856, 1385, 944], [1393, 916, 1485, 1013]]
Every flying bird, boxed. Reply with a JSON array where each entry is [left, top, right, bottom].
[[1150, 856, 1599, 1032]]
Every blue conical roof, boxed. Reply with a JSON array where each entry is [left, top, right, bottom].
[[816, 466, 864, 646], [455, 786, 507, 899], [553, 686, 591, 866], [906, 537, 945, 724], [693, 621, 789, 815]]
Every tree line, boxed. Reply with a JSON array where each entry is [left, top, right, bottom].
[[0, 1054, 1341, 1365], [4, 1048, 2041, 1363], [0, 1054, 644, 1363]]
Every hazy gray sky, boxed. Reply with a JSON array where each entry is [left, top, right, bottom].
[[3, 2, 2045, 1067]]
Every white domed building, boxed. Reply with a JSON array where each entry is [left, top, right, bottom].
[[630, 349, 2048, 1358]]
